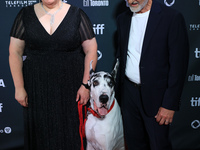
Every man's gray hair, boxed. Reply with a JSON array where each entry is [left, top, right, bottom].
[[125, 0, 129, 7]]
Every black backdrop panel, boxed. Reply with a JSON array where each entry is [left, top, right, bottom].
[[0, 0, 200, 149]]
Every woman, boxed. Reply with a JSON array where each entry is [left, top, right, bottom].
[[9, 0, 97, 149]]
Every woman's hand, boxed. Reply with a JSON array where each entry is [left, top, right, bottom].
[[76, 85, 90, 105], [15, 87, 28, 107]]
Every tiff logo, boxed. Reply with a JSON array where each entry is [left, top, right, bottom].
[[190, 97, 200, 107], [0, 79, 6, 87], [93, 24, 105, 35], [195, 48, 200, 58], [0, 103, 3, 112]]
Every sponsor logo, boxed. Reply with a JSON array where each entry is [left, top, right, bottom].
[[195, 48, 200, 58], [190, 97, 200, 107], [189, 24, 200, 31], [97, 50, 102, 60], [188, 74, 200, 82], [93, 24, 105, 35], [0, 127, 12, 134], [23, 55, 27, 61], [191, 120, 200, 129], [5, 0, 37, 8], [0, 103, 3, 112], [164, 0, 175, 7], [0, 79, 6, 87], [83, 0, 109, 7]]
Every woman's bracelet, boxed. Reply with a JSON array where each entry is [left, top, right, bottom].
[[81, 82, 90, 89]]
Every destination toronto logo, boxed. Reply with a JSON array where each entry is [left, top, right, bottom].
[[83, 0, 109, 7]]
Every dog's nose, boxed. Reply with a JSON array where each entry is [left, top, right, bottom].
[[99, 95, 109, 104]]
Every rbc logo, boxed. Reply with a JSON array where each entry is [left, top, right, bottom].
[[97, 50, 102, 60], [191, 120, 200, 129], [0, 79, 5, 87], [4, 127, 12, 134], [164, 0, 175, 7], [93, 24, 105, 35]]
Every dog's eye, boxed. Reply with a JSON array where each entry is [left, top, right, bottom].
[[93, 80, 99, 87], [108, 81, 114, 87]]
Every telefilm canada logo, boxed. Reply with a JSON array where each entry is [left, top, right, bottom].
[[0, 127, 12, 134], [5, 0, 37, 7], [83, 0, 109, 7], [164, 0, 175, 7]]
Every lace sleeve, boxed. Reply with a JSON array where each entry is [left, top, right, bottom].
[[10, 8, 25, 40], [79, 9, 95, 42]]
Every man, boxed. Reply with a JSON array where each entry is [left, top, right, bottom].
[[115, 0, 189, 149]]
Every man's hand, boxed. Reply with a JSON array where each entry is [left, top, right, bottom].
[[155, 107, 175, 125]]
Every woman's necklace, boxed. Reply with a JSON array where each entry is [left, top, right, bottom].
[[41, 1, 64, 27]]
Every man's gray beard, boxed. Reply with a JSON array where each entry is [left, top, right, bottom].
[[129, 0, 148, 13]]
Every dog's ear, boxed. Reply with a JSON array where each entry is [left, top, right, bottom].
[[88, 60, 94, 87], [111, 58, 119, 81], [89, 60, 95, 79]]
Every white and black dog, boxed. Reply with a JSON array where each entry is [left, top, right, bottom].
[[85, 60, 125, 150]]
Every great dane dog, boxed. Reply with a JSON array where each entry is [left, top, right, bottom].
[[85, 60, 125, 150]]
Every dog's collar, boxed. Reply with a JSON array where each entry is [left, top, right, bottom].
[[87, 99, 115, 119]]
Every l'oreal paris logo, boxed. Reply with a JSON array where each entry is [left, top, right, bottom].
[[83, 0, 109, 7], [164, 0, 175, 7]]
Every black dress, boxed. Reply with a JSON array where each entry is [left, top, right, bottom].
[[10, 5, 95, 150]]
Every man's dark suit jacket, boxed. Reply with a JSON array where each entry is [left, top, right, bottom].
[[116, 0, 189, 116]]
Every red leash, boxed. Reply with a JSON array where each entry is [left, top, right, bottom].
[[78, 101, 87, 150], [87, 100, 115, 119]]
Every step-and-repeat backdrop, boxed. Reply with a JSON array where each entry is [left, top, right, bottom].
[[0, 0, 200, 149]]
